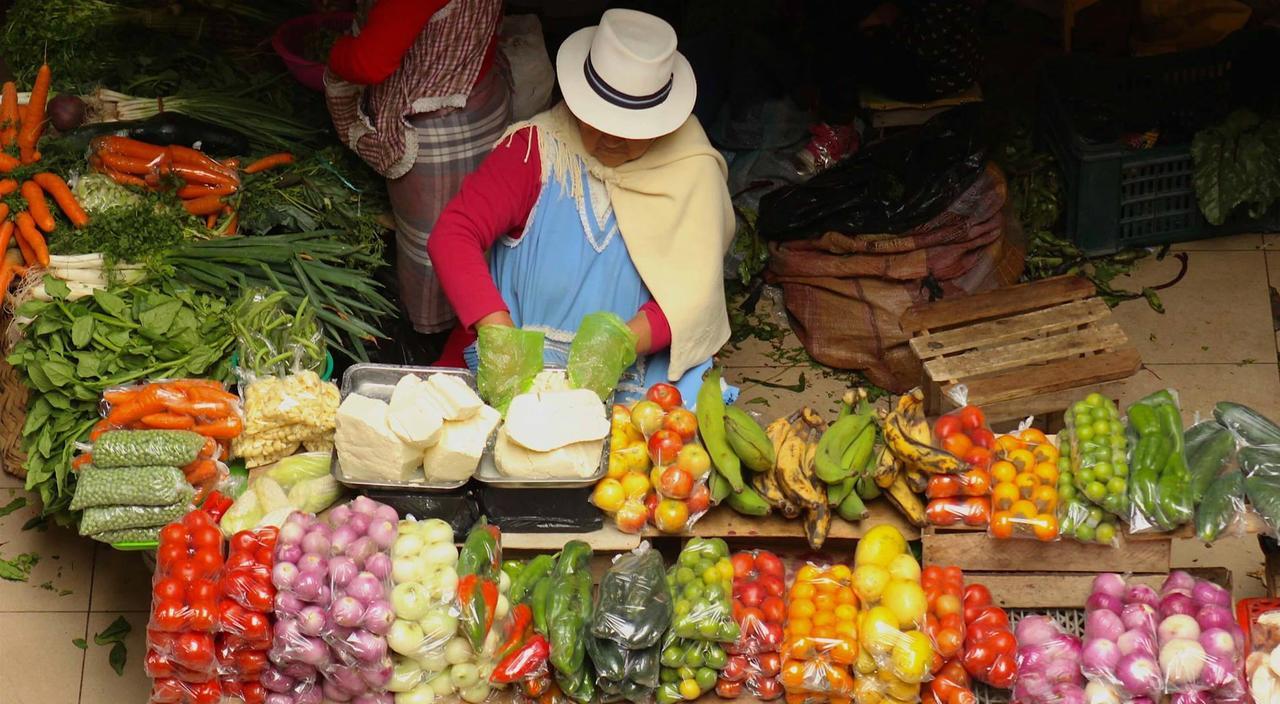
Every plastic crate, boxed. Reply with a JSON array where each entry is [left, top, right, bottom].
[[1039, 31, 1279, 255]]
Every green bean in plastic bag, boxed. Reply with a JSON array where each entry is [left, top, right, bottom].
[[70, 465, 188, 511], [78, 488, 193, 536], [93, 430, 206, 468]]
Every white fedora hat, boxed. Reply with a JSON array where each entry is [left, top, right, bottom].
[[556, 9, 696, 141]]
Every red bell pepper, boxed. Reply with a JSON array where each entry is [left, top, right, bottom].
[[457, 574, 499, 651], [201, 491, 233, 522], [491, 634, 549, 684]]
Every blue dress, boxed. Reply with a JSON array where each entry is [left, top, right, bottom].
[[463, 160, 724, 404]]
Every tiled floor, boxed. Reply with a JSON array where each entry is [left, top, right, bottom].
[[3, 234, 1279, 701]]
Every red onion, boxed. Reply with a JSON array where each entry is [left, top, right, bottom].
[[1122, 603, 1158, 631], [347, 512, 371, 535], [274, 618, 302, 643], [330, 503, 353, 525], [374, 504, 399, 524], [296, 635, 330, 667], [347, 572, 383, 605], [345, 629, 388, 663], [1082, 638, 1121, 673], [277, 544, 303, 565], [293, 570, 325, 602], [369, 518, 397, 550], [323, 678, 354, 702], [365, 552, 392, 582], [331, 525, 358, 555], [273, 562, 300, 590], [1160, 593, 1198, 620], [280, 520, 306, 546], [301, 529, 331, 556], [297, 553, 327, 574], [280, 662, 316, 680], [1086, 592, 1123, 615], [262, 668, 297, 693], [358, 660, 392, 688], [275, 591, 304, 617], [362, 600, 395, 636], [330, 555, 359, 588], [1192, 581, 1231, 609], [296, 685, 323, 704], [333, 596, 365, 628], [348, 536, 377, 566], [1117, 628, 1156, 658], [328, 664, 366, 695], [316, 584, 331, 605], [1093, 573, 1127, 599], [266, 694, 293, 704], [352, 496, 379, 515], [1196, 605, 1235, 633], [1016, 615, 1061, 646], [298, 605, 327, 637], [1115, 652, 1161, 696], [1052, 683, 1086, 704], [1125, 584, 1160, 608], [1158, 614, 1201, 646], [355, 694, 394, 704], [1086, 609, 1125, 642], [1162, 571, 1197, 595]]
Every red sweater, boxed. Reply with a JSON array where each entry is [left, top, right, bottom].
[[327, 0, 498, 86], [427, 127, 673, 351]]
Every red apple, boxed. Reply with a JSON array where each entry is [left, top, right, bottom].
[[663, 408, 698, 442], [647, 429, 684, 466], [686, 483, 711, 515], [646, 383, 683, 411], [630, 400, 666, 436], [658, 466, 693, 500]]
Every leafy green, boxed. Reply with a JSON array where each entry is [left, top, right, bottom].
[[1191, 110, 1280, 226], [6, 279, 233, 525], [728, 207, 769, 286], [0, 496, 27, 517], [93, 616, 132, 677], [72, 638, 87, 649], [0, 552, 39, 581], [46, 191, 198, 270]]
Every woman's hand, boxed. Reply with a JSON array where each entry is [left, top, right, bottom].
[[476, 311, 515, 328]]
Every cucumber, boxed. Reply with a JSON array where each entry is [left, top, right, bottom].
[[1215, 402, 1280, 446], [1186, 424, 1238, 501], [1241, 445, 1280, 533], [1196, 468, 1245, 543]]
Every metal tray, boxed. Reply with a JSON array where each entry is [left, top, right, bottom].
[[331, 364, 482, 492], [474, 371, 613, 489]]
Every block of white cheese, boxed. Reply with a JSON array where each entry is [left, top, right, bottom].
[[494, 426, 605, 479], [387, 374, 444, 449], [335, 393, 422, 482], [422, 404, 501, 482], [426, 373, 483, 421], [504, 389, 610, 453]]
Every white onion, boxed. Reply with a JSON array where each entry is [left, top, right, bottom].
[[393, 534, 425, 559], [388, 658, 423, 693]]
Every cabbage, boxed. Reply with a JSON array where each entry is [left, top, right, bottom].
[[263, 452, 332, 489], [254, 476, 292, 515], [71, 173, 142, 213], [219, 484, 263, 537], [288, 475, 343, 514]]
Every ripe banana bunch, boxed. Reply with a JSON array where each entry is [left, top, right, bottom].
[[870, 389, 950, 527]]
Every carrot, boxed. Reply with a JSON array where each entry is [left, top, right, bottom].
[[14, 222, 34, 265], [192, 416, 244, 440], [243, 152, 294, 174], [18, 64, 50, 164], [168, 399, 234, 419], [0, 204, 10, 223], [178, 183, 236, 199], [94, 136, 166, 161], [88, 420, 114, 442], [100, 151, 165, 177], [0, 153, 19, 173], [168, 145, 236, 178], [0, 81, 16, 147], [169, 379, 226, 391], [171, 163, 237, 187], [21, 181, 55, 232], [0, 262, 13, 307], [183, 458, 218, 483], [226, 211, 238, 236], [186, 386, 240, 405], [223, 158, 240, 171], [0, 179, 17, 196], [101, 168, 148, 188], [0, 219, 13, 254], [14, 212, 47, 266], [199, 436, 218, 460], [142, 412, 196, 430], [32, 173, 88, 228], [71, 453, 93, 471], [102, 387, 139, 405], [183, 194, 224, 216]]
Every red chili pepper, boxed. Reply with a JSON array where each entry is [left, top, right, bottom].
[[201, 491, 233, 522], [457, 574, 500, 651], [491, 634, 549, 684], [495, 603, 534, 662]]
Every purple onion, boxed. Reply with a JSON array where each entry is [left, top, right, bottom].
[[293, 570, 324, 601], [1093, 573, 1127, 599], [355, 694, 394, 704], [296, 635, 330, 668], [317, 584, 331, 605], [1115, 653, 1161, 696], [344, 628, 388, 663], [1086, 591, 1122, 615], [1125, 584, 1160, 608], [301, 529, 332, 556], [333, 596, 365, 628], [322, 678, 354, 702], [362, 600, 395, 636], [1200, 655, 1236, 689], [347, 512, 371, 535], [274, 618, 302, 643], [295, 684, 323, 704], [1082, 638, 1121, 674], [281, 662, 316, 680], [1086, 609, 1124, 641], [329, 556, 358, 589], [280, 520, 306, 546], [330, 503, 353, 525], [273, 561, 300, 590], [275, 591, 304, 617], [331, 525, 358, 555], [297, 553, 326, 574], [374, 504, 399, 523], [267, 694, 294, 704], [1122, 603, 1157, 631], [1016, 615, 1061, 647], [352, 496, 379, 516], [347, 572, 384, 605], [1193, 581, 1232, 608], [347, 536, 377, 566], [327, 665, 365, 695], [1118, 628, 1156, 658], [358, 660, 392, 688], [298, 605, 327, 637], [1197, 605, 1236, 633], [365, 552, 392, 582], [368, 518, 397, 550], [1052, 683, 1086, 704], [262, 668, 297, 693], [1162, 571, 1197, 596], [1160, 592, 1197, 619], [277, 543, 303, 565]]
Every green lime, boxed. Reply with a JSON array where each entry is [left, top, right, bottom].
[[1085, 392, 1105, 407], [1095, 522, 1117, 544], [709, 538, 729, 557], [1109, 420, 1124, 434], [675, 567, 696, 584], [705, 583, 725, 602], [1087, 507, 1104, 525], [683, 581, 704, 600], [705, 645, 728, 669], [702, 567, 721, 585], [1106, 477, 1127, 495], [1093, 462, 1113, 481], [718, 621, 740, 642], [678, 679, 701, 701], [679, 551, 699, 567], [675, 599, 691, 617], [1058, 457, 1071, 472], [1059, 484, 1076, 501], [1072, 401, 1090, 416], [698, 621, 721, 639], [695, 668, 718, 691], [657, 683, 681, 704], [663, 646, 686, 668], [1084, 481, 1107, 503], [678, 667, 696, 682], [1075, 524, 1096, 542], [684, 647, 705, 668], [661, 669, 679, 684], [1113, 462, 1129, 478], [1078, 469, 1095, 485]]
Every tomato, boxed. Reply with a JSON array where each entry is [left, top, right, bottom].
[[646, 383, 683, 411], [962, 447, 992, 471], [926, 475, 961, 499], [761, 596, 786, 624], [739, 581, 765, 608], [663, 408, 698, 442], [962, 497, 991, 527], [159, 523, 189, 547], [962, 642, 997, 676], [182, 509, 213, 531], [187, 578, 218, 603], [942, 566, 963, 589], [716, 679, 744, 698], [255, 546, 274, 566], [157, 544, 186, 571], [731, 553, 754, 579], [969, 427, 996, 450], [757, 651, 782, 677], [171, 558, 199, 583], [721, 655, 748, 681], [144, 649, 174, 678], [236, 649, 268, 677], [986, 630, 1017, 655], [153, 577, 185, 602], [230, 531, 257, 555], [986, 653, 1017, 688], [754, 551, 784, 578], [241, 611, 270, 642], [958, 405, 986, 432], [933, 415, 962, 440], [963, 583, 992, 609], [150, 678, 185, 704], [758, 574, 785, 598], [241, 682, 267, 704], [152, 600, 187, 631], [225, 552, 257, 572], [935, 627, 964, 657], [242, 579, 275, 612], [754, 676, 782, 700], [960, 469, 990, 497], [172, 632, 215, 670], [988, 511, 1014, 540], [191, 548, 222, 578], [970, 605, 1010, 632], [191, 524, 221, 551], [941, 433, 972, 458], [189, 680, 221, 704], [926, 498, 962, 527]]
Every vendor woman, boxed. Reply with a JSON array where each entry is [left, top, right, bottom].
[[429, 9, 734, 406]]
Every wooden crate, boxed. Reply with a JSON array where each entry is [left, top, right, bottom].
[[901, 275, 1142, 424], [921, 528, 1173, 575]]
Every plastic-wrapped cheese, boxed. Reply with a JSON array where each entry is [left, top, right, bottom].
[[493, 427, 604, 479]]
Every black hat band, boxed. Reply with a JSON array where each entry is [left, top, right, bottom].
[[584, 54, 673, 110]]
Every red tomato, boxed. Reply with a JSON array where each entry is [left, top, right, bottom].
[[939, 612, 964, 633], [225, 552, 257, 572], [150, 678, 185, 704], [230, 531, 257, 555], [935, 627, 964, 658], [731, 553, 755, 579], [739, 581, 765, 608], [187, 578, 218, 603], [934, 415, 962, 440], [761, 596, 786, 624], [984, 630, 1017, 655], [242, 579, 275, 612], [191, 548, 222, 578], [144, 649, 174, 678], [970, 605, 1010, 632], [926, 475, 962, 499], [182, 510, 213, 531], [986, 653, 1017, 688], [721, 655, 748, 681], [241, 611, 270, 642], [754, 676, 782, 700], [962, 642, 997, 677], [962, 447, 993, 472], [969, 427, 996, 450], [740, 607, 766, 632], [754, 550, 784, 579], [646, 383, 683, 411], [153, 577, 185, 602], [235, 649, 268, 677], [241, 682, 267, 704], [159, 523, 189, 547], [153, 600, 187, 631], [716, 679, 744, 698], [926, 499, 962, 527], [757, 652, 781, 677], [172, 632, 215, 671], [958, 405, 986, 432], [189, 680, 221, 704], [255, 546, 274, 566], [962, 497, 991, 526], [191, 524, 221, 551], [188, 601, 217, 631], [757, 574, 785, 597], [157, 544, 186, 571], [963, 583, 992, 609]]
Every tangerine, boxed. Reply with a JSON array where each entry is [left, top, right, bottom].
[[941, 433, 972, 458], [991, 483, 1018, 511], [989, 511, 1015, 539], [990, 460, 1017, 485]]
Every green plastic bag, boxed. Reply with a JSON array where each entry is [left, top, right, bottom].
[[567, 312, 637, 401], [476, 325, 545, 413]]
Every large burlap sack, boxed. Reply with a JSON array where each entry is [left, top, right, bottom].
[[766, 163, 1024, 392]]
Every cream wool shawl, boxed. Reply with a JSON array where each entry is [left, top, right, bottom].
[[502, 103, 734, 380]]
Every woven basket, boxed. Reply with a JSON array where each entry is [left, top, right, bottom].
[[0, 350, 27, 480]]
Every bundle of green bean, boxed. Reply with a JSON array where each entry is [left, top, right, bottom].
[[73, 464, 194, 542], [231, 289, 326, 378]]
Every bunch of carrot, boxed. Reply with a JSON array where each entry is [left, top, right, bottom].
[[90, 135, 294, 235], [76, 379, 244, 491], [0, 63, 92, 307]]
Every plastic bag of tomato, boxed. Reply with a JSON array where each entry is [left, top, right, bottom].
[[717, 550, 785, 700], [927, 404, 994, 529]]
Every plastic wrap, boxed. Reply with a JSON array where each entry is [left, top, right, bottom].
[[1127, 390, 1193, 533], [852, 526, 933, 703], [1012, 615, 1085, 704], [715, 550, 784, 700], [218, 528, 277, 703], [147, 511, 226, 704], [780, 563, 859, 702], [1057, 494, 1121, 547], [81, 485, 194, 536], [232, 371, 338, 469], [93, 429, 209, 467], [387, 518, 461, 673], [70, 465, 189, 510], [594, 387, 712, 535], [1155, 571, 1246, 699], [924, 497, 991, 529], [1060, 393, 1130, 523], [667, 538, 738, 642], [593, 544, 672, 649], [656, 632, 730, 704], [922, 567, 966, 667], [1239, 445, 1280, 540], [265, 511, 332, 699], [1081, 573, 1164, 700], [988, 428, 1062, 541], [230, 288, 326, 381], [959, 582, 1015, 689], [100, 380, 244, 444]]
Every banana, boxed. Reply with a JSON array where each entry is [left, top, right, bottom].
[[726, 483, 771, 516], [837, 489, 868, 522], [709, 469, 732, 503], [753, 469, 800, 518], [773, 431, 811, 508], [827, 476, 856, 506], [696, 368, 744, 492], [884, 475, 927, 527], [803, 502, 832, 550], [855, 475, 882, 501], [905, 466, 928, 494], [840, 423, 876, 480], [765, 415, 794, 456], [872, 443, 900, 489], [884, 411, 964, 474], [814, 413, 873, 483], [724, 406, 775, 472]]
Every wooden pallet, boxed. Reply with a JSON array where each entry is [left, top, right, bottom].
[[901, 275, 1142, 424]]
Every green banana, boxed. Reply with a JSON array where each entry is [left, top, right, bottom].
[[697, 368, 744, 492], [726, 483, 771, 516], [839, 424, 875, 479], [855, 475, 881, 501], [837, 490, 868, 521], [827, 477, 856, 506], [724, 406, 775, 472], [709, 469, 732, 503], [814, 413, 873, 483]]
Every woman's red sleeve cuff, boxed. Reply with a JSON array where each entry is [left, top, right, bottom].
[[327, 0, 449, 85], [640, 300, 672, 352]]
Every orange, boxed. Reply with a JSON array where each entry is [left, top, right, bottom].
[[1019, 427, 1049, 445], [990, 460, 1017, 485], [834, 604, 858, 622], [789, 618, 813, 637], [789, 598, 817, 620], [813, 611, 835, 628], [1033, 513, 1060, 541], [1033, 461, 1059, 486], [1031, 442, 1059, 465], [1010, 499, 1038, 520], [812, 625, 836, 640], [835, 619, 858, 640], [990, 511, 1015, 539], [784, 694, 807, 704], [1032, 485, 1058, 513], [835, 587, 857, 605], [1007, 448, 1036, 472], [792, 583, 816, 601], [991, 482, 1018, 511], [993, 434, 1025, 455], [941, 433, 972, 458], [1013, 472, 1039, 499], [815, 578, 838, 595], [788, 637, 817, 659], [830, 564, 852, 582], [781, 661, 807, 689], [796, 565, 821, 583], [831, 639, 858, 665], [814, 593, 836, 612]]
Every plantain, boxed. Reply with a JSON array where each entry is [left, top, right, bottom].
[[828, 476, 856, 506], [725, 482, 771, 516], [872, 442, 900, 489], [753, 469, 800, 518], [905, 466, 929, 494], [815, 413, 874, 483], [884, 475, 927, 526], [709, 469, 732, 503], [724, 406, 776, 472], [855, 475, 882, 501], [803, 502, 833, 549], [773, 430, 811, 512], [837, 488, 868, 522], [884, 411, 964, 474], [840, 423, 876, 479]]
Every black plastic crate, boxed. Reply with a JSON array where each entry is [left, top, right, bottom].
[[1039, 31, 1280, 254]]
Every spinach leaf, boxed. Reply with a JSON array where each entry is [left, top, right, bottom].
[[70, 316, 94, 347]]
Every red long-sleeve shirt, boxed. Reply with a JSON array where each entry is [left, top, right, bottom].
[[327, 0, 498, 86], [427, 127, 673, 351]]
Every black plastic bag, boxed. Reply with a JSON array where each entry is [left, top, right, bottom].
[[480, 485, 604, 533], [757, 105, 986, 242], [359, 486, 480, 541]]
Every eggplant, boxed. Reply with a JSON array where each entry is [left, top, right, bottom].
[[61, 113, 250, 156]]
